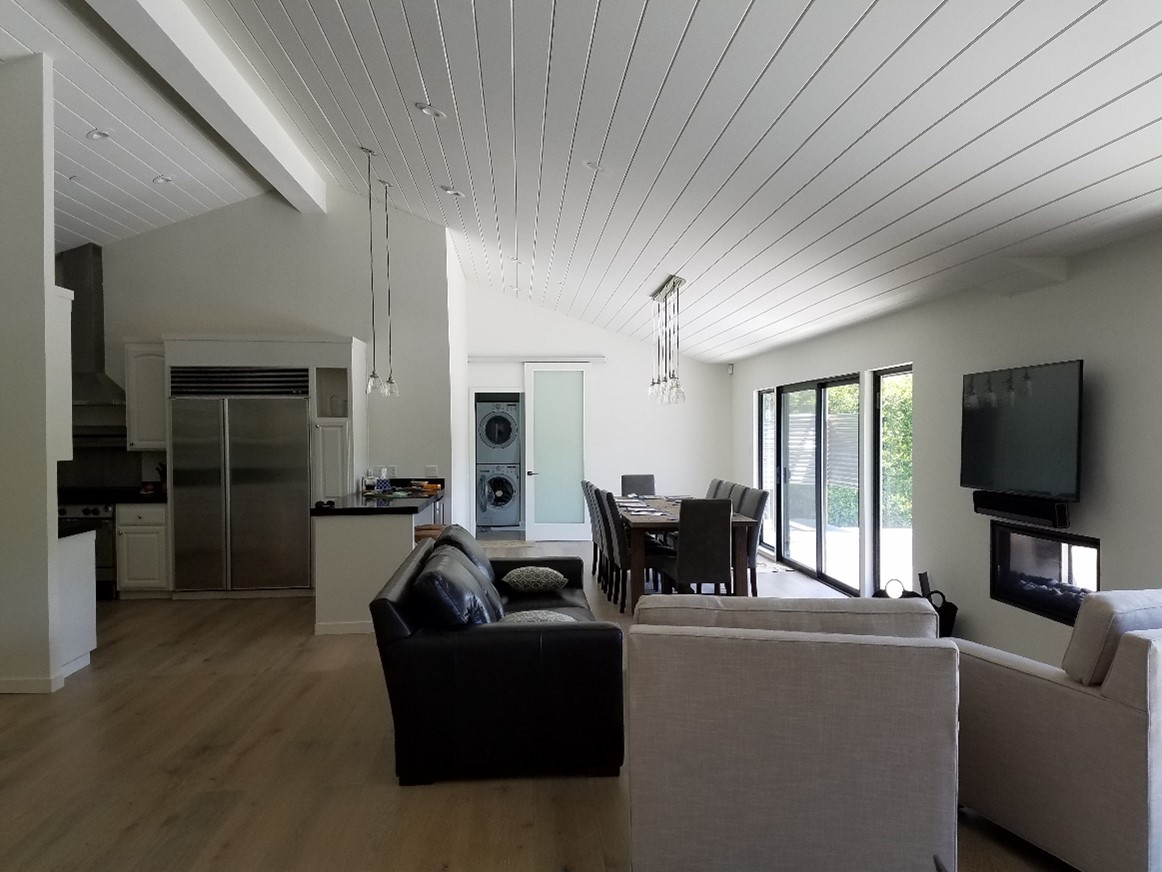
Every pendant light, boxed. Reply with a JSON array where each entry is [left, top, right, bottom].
[[648, 275, 686, 404], [361, 146, 386, 396], [380, 179, 399, 396]]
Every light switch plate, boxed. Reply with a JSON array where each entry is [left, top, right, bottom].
[[424, 464, 439, 476]]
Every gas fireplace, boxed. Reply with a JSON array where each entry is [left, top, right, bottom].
[[990, 521, 1099, 624]]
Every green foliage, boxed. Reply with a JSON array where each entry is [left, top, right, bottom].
[[880, 375, 913, 528], [826, 484, 859, 527]]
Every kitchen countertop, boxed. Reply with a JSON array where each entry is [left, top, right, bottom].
[[58, 487, 167, 505], [310, 492, 441, 516], [58, 519, 104, 538]]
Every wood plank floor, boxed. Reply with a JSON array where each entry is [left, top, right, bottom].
[[0, 542, 1071, 871]]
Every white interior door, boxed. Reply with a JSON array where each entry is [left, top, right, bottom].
[[523, 363, 588, 540]]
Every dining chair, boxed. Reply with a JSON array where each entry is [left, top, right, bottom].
[[602, 488, 671, 612], [581, 480, 601, 577], [725, 482, 745, 512], [621, 474, 656, 496], [592, 487, 616, 600], [705, 478, 724, 498], [737, 487, 771, 596], [654, 498, 733, 596]]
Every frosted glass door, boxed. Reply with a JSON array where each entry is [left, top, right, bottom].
[[523, 364, 589, 540]]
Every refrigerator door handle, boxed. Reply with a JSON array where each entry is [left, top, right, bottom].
[[222, 399, 232, 590]]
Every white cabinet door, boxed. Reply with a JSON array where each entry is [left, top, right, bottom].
[[312, 419, 351, 501], [125, 342, 166, 450], [116, 526, 169, 590]]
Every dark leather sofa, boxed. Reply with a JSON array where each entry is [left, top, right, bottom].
[[369, 525, 624, 785]]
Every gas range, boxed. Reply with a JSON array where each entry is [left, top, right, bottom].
[[58, 504, 114, 520], [58, 502, 117, 599]]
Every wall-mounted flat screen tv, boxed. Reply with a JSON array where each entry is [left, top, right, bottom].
[[960, 359, 1083, 501]]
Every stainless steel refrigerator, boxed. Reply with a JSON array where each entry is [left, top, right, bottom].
[[171, 397, 311, 590]]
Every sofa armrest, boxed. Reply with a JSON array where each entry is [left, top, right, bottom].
[[628, 624, 957, 872], [634, 593, 938, 638], [957, 637, 1150, 872], [381, 621, 623, 783], [490, 555, 585, 589]]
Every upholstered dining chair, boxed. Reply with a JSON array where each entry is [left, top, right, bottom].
[[737, 487, 771, 596], [601, 488, 670, 612], [705, 478, 724, 498], [621, 474, 656, 496], [654, 499, 733, 596], [591, 486, 616, 601], [581, 481, 602, 578]]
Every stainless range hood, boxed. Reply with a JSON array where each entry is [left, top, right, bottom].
[[58, 244, 127, 446]]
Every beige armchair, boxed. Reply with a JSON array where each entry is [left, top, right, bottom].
[[958, 590, 1162, 872], [628, 595, 959, 872]]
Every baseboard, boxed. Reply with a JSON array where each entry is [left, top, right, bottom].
[[173, 589, 315, 600], [314, 620, 373, 635], [0, 674, 65, 694], [57, 653, 90, 680]]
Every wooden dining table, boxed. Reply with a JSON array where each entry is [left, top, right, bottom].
[[617, 496, 757, 611]]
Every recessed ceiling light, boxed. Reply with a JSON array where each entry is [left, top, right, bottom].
[[86, 128, 110, 140], [440, 185, 464, 197], [584, 160, 603, 172], [415, 102, 446, 119], [152, 174, 173, 184]]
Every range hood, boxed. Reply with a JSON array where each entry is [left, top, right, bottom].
[[58, 244, 127, 445]]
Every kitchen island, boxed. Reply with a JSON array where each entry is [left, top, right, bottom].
[[310, 491, 442, 635]]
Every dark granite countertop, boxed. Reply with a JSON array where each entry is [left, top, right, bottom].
[[58, 519, 104, 539], [58, 487, 167, 505], [310, 492, 441, 516]]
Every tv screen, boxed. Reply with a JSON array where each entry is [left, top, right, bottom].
[[960, 359, 1083, 500]]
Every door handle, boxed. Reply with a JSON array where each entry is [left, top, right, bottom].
[[526, 470, 539, 476]]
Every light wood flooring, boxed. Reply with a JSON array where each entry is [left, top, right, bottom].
[[0, 541, 1072, 871]]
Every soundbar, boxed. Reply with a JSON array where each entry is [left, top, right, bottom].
[[972, 491, 1070, 528]]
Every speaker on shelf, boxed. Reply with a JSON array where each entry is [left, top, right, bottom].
[[972, 490, 1070, 528]]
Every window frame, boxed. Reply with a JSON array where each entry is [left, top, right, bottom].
[[872, 365, 913, 592], [771, 373, 860, 595]]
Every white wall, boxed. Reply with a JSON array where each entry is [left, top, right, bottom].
[[733, 225, 1162, 665], [102, 188, 451, 481], [446, 232, 470, 527], [0, 55, 62, 692], [465, 282, 733, 528]]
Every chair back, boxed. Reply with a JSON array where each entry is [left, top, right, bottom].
[[621, 474, 656, 496], [599, 489, 630, 567], [725, 482, 746, 511], [706, 478, 723, 498], [582, 481, 603, 549], [738, 487, 771, 568], [676, 499, 732, 588]]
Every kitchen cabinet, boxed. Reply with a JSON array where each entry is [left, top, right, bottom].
[[124, 342, 166, 450], [116, 504, 168, 592], [312, 418, 351, 502]]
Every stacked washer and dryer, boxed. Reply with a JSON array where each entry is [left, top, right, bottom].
[[475, 395, 522, 528]]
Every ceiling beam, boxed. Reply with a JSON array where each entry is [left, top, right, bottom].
[[84, 0, 327, 214]]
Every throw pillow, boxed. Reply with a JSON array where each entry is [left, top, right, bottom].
[[500, 609, 578, 624], [502, 565, 569, 593]]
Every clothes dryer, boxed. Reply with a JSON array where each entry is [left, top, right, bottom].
[[476, 401, 521, 463], [476, 464, 521, 527]]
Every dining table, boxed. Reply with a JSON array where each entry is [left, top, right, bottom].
[[616, 496, 757, 611]]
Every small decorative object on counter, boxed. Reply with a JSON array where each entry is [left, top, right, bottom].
[[375, 478, 391, 492]]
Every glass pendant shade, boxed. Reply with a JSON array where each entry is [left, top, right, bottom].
[[648, 276, 687, 404], [383, 372, 399, 397], [367, 370, 383, 395]]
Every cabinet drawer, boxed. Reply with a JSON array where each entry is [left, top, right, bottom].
[[116, 504, 167, 527]]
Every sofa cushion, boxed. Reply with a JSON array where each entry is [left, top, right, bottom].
[[435, 524, 496, 583], [410, 549, 502, 628], [502, 565, 568, 593], [432, 545, 504, 621], [1062, 590, 1162, 685], [501, 587, 592, 616]]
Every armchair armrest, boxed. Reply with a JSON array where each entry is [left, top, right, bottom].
[[382, 621, 623, 783], [634, 593, 938, 638], [490, 555, 585, 589]]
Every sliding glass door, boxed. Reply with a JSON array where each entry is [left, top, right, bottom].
[[875, 367, 913, 590], [772, 377, 860, 592]]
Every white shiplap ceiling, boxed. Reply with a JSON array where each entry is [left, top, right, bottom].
[[0, 0, 267, 252], [19, 0, 1162, 361]]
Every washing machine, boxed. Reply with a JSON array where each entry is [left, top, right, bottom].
[[477, 464, 521, 527], [476, 400, 522, 463]]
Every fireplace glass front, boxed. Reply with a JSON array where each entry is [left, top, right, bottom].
[[990, 521, 1099, 624]]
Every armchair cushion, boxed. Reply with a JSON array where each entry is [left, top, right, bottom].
[[1062, 590, 1162, 685], [409, 546, 503, 627], [634, 594, 938, 639]]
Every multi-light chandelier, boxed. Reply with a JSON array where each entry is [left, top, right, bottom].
[[648, 275, 686, 404]]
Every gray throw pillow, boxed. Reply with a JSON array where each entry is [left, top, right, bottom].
[[500, 609, 577, 624], [502, 565, 569, 593]]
